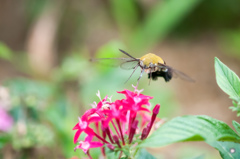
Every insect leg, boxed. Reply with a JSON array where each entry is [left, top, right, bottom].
[[124, 65, 139, 84], [148, 70, 152, 85], [137, 69, 145, 87], [148, 63, 154, 85]]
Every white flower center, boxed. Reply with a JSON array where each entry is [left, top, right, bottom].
[[81, 141, 90, 150], [134, 97, 141, 103], [78, 118, 88, 129]]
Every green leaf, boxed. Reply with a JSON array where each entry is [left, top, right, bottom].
[[136, 148, 156, 159], [139, 115, 240, 148], [106, 148, 121, 159], [214, 57, 240, 101], [95, 41, 125, 59], [232, 120, 240, 135], [208, 141, 240, 159], [4, 78, 53, 99], [131, 0, 202, 51], [0, 42, 12, 60], [94, 41, 126, 73], [0, 134, 11, 149], [110, 0, 138, 31]]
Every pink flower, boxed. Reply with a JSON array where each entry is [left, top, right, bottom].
[[118, 89, 152, 115], [101, 101, 127, 126], [0, 107, 13, 132], [72, 87, 161, 158], [72, 110, 101, 144], [74, 135, 103, 154]]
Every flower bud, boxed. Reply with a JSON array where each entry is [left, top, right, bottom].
[[113, 135, 121, 148], [128, 120, 139, 144], [141, 127, 148, 140], [107, 143, 115, 150]]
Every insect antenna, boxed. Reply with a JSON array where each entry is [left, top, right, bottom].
[[119, 49, 138, 60], [124, 65, 139, 84]]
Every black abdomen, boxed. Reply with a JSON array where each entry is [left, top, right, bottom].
[[148, 71, 172, 82]]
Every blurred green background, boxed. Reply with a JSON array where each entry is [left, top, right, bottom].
[[0, 0, 240, 158]]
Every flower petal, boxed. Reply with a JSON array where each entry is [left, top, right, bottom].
[[72, 123, 80, 130], [89, 142, 104, 148], [74, 129, 83, 144]]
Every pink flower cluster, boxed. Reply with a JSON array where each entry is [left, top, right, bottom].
[[0, 107, 13, 132], [72, 87, 160, 158]]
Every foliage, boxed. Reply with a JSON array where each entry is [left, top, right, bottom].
[[208, 141, 240, 159], [139, 115, 240, 148], [110, 0, 202, 52], [130, 0, 202, 51], [0, 42, 12, 61], [135, 148, 156, 159], [232, 120, 240, 135], [1, 0, 240, 158], [215, 57, 240, 116]]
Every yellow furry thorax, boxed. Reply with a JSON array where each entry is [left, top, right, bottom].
[[139, 53, 165, 67]]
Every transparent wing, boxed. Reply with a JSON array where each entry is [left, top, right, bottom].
[[171, 68, 195, 82], [120, 60, 139, 70], [90, 58, 139, 70], [158, 64, 195, 82]]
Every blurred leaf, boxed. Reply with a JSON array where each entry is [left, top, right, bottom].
[[56, 53, 88, 81], [232, 120, 240, 135], [106, 148, 121, 159], [0, 42, 12, 61], [5, 78, 54, 121], [12, 122, 54, 150], [89, 148, 101, 159], [110, 0, 139, 33], [95, 41, 126, 58], [215, 57, 240, 101], [230, 101, 240, 117], [208, 141, 240, 159], [25, 0, 49, 22], [94, 41, 126, 73], [4, 78, 53, 99], [189, 155, 205, 159], [220, 29, 240, 59], [139, 115, 240, 148], [136, 148, 156, 159], [132, 0, 202, 51], [0, 134, 11, 149], [44, 95, 78, 158]]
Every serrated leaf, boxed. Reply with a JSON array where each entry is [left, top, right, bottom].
[[208, 141, 240, 159], [136, 148, 156, 159], [232, 100, 237, 107], [214, 57, 240, 101], [232, 121, 240, 135], [139, 115, 240, 148]]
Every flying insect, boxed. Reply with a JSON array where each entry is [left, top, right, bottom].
[[90, 49, 194, 84]]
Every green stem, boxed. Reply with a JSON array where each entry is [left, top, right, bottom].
[[133, 147, 139, 157]]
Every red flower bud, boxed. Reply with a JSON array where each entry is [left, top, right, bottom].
[[153, 104, 160, 115], [113, 135, 121, 148]]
